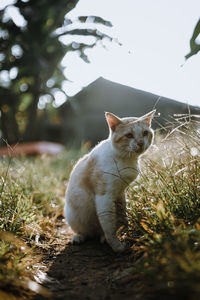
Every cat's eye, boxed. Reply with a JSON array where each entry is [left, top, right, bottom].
[[143, 130, 149, 136], [125, 133, 134, 139]]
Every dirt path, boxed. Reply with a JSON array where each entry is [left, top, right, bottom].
[[33, 217, 143, 300]]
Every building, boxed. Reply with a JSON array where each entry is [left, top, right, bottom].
[[59, 77, 199, 145]]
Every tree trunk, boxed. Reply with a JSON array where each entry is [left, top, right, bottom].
[[24, 93, 39, 142], [0, 105, 20, 145]]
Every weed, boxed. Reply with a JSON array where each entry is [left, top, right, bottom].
[[0, 147, 85, 297], [0, 121, 200, 299], [127, 120, 200, 298]]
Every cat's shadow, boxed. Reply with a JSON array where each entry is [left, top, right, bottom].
[[37, 239, 130, 300]]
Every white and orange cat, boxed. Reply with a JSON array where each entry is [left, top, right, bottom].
[[64, 110, 156, 252]]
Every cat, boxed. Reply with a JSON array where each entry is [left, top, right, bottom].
[[64, 110, 156, 252]]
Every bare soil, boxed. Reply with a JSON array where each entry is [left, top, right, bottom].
[[32, 218, 145, 300]]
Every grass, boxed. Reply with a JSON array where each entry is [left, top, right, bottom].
[[0, 120, 200, 299], [0, 147, 86, 297], [127, 121, 200, 299]]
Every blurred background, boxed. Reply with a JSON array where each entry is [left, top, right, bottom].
[[0, 0, 199, 147]]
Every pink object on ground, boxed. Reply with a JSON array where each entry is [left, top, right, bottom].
[[0, 142, 64, 156]]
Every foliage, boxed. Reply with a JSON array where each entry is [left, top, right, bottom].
[[185, 19, 200, 60], [127, 121, 200, 298], [0, 120, 200, 298], [0, 0, 198, 144], [0, 146, 86, 296], [0, 0, 112, 144]]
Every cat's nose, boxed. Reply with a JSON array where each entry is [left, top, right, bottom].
[[137, 141, 144, 147]]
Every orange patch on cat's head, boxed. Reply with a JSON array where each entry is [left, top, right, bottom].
[[107, 112, 156, 157], [105, 112, 122, 132], [106, 110, 156, 133], [138, 109, 156, 127]]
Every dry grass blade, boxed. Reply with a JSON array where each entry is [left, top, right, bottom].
[[18, 278, 52, 298], [127, 118, 200, 297]]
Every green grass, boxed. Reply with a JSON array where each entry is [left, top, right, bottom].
[[0, 147, 86, 297], [0, 121, 200, 299], [127, 122, 200, 299]]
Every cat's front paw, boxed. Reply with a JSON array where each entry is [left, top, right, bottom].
[[100, 235, 106, 244], [110, 240, 127, 253], [72, 234, 86, 244]]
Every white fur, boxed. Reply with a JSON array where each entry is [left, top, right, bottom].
[[64, 111, 155, 252]]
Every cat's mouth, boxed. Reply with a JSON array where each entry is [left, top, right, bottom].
[[127, 148, 143, 156], [135, 149, 142, 154], [128, 143, 145, 155], [135, 146, 144, 154]]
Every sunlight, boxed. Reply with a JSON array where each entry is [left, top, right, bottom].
[[62, 80, 82, 97], [4, 5, 27, 27], [61, 51, 99, 88], [0, 0, 15, 10], [38, 94, 52, 110], [63, 0, 200, 107], [9, 67, 18, 80], [1, 0, 199, 107], [11, 44, 23, 58], [53, 90, 67, 108]]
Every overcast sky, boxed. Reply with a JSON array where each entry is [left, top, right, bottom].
[[62, 0, 200, 107], [1, 0, 200, 107]]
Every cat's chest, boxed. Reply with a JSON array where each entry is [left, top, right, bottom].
[[102, 158, 139, 187], [92, 140, 139, 189]]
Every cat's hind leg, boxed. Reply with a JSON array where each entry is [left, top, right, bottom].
[[72, 234, 86, 244], [65, 190, 101, 243], [65, 205, 88, 244]]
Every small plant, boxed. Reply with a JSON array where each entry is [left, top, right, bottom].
[[0, 146, 85, 297], [127, 119, 200, 298], [0, 120, 200, 299]]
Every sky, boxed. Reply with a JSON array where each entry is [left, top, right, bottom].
[[1, 0, 200, 107], [61, 0, 200, 107]]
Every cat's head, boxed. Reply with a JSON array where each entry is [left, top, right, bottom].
[[105, 110, 156, 157]]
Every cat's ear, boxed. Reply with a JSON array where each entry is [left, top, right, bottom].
[[105, 112, 121, 131], [143, 110, 156, 126]]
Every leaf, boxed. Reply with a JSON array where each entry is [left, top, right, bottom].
[[185, 19, 200, 60], [140, 221, 153, 234]]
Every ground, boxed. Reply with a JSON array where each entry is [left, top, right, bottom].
[[33, 217, 142, 300], [2, 127, 199, 300]]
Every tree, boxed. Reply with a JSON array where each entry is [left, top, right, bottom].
[[185, 19, 200, 60], [0, 0, 112, 144]]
